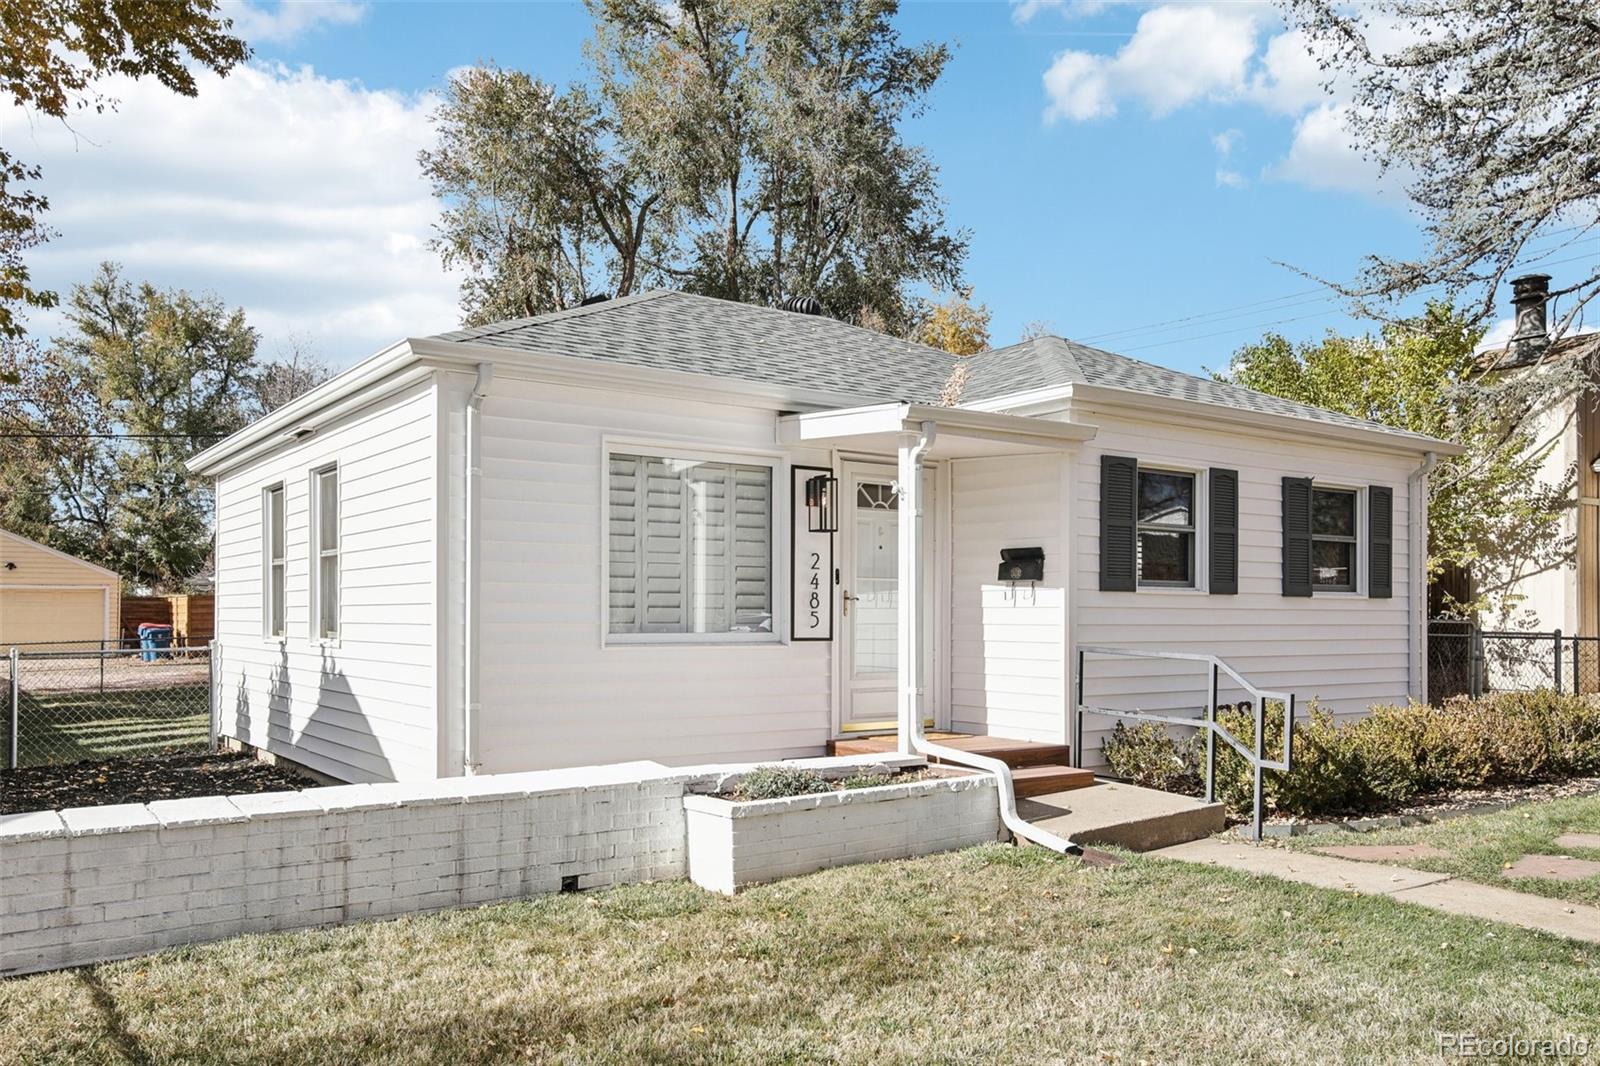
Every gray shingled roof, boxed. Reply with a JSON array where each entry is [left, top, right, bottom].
[[431, 289, 1447, 445]]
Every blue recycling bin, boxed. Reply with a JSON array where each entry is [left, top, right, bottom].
[[138, 623, 173, 662]]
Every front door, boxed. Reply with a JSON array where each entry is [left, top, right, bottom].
[[838, 462, 936, 732]]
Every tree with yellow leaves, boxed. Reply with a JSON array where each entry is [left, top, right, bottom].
[[916, 289, 990, 356]]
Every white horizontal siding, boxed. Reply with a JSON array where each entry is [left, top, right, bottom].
[[947, 454, 1067, 744], [469, 376, 833, 771], [1061, 402, 1420, 767], [213, 379, 439, 783]]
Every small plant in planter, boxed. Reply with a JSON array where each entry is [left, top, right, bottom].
[[725, 765, 831, 801]]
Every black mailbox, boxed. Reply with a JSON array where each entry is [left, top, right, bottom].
[[998, 546, 1044, 583]]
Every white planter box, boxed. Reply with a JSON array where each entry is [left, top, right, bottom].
[[682, 772, 1002, 894]]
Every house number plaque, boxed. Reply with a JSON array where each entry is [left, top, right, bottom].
[[791, 465, 835, 641]]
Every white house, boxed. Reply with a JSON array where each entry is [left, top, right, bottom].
[[1471, 274, 1600, 637], [188, 290, 1460, 789]]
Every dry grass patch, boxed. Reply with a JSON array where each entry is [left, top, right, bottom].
[[2, 845, 1597, 1064], [1286, 794, 1600, 907]]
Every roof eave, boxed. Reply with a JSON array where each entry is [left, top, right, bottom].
[[1067, 382, 1465, 456]]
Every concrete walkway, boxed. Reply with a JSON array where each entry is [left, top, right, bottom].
[[1155, 838, 1600, 945]]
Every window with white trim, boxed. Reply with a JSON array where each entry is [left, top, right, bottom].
[[263, 483, 285, 638], [310, 466, 339, 639], [1311, 487, 1358, 592], [1136, 468, 1196, 588], [607, 451, 774, 639]]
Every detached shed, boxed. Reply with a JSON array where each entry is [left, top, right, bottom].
[[0, 530, 121, 649]]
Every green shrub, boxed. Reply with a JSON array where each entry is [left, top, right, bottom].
[[1101, 721, 1203, 795], [1101, 692, 1600, 821], [727, 765, 831, 801]]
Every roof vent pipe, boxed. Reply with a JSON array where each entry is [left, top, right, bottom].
[[778, 294, 823, 316], [1510, 273, 1552, 360]]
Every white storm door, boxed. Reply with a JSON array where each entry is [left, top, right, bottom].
[[838, 462, 936, 731]]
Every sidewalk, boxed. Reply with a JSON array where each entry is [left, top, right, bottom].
[[1155, 837, 1600, 945]]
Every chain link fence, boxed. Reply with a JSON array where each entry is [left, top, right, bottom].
[[1427, 621, 1600, 701], [3, 641, 215, 769]]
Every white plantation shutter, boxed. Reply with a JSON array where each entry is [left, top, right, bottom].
[[608, 452, 772, 636], [643, 457, 686, 630], [607, 455, 642, 631], [731, 465, 771, 628]]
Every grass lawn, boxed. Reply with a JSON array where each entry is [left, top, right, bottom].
[[1285, 794, 1600, 908], [11, 685, 208, 766], [3, 845, 1597, 1065]]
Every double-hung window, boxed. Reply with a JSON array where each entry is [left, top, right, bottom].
[[310, 466, 340, 639], [1136, 468, 1196, 588], [607, 450, 774, 640], [263, 484, 286, 638], [1311, 487, 1358, 592]]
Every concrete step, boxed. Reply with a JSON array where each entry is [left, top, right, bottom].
[[1010, 764, 1097, 797], [1018, 780, 1227, 852]]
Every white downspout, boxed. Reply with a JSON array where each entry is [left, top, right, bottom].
[[896, 421, 1083, 856], [1408, 450, 1438, 703], [463, 362, 494, 775]]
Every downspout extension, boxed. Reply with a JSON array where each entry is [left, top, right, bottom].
[[463, 362, 494, 775], [1408, 451, 1438, 703], [898, 420, 1083, 857]]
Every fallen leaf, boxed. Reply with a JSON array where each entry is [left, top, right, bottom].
[[1282, 968, 1298, 978]]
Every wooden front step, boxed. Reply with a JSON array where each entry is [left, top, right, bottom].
[[828, 733, 1077, 772], [1010, 764, 1097, 797]]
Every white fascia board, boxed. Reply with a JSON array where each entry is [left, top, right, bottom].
[[777, 402, 1096, 450], [187, 338, 424, 476], [408, 336, 878, 413], [970, 381, 1465, 457]]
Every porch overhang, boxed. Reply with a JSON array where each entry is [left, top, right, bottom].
[[776, 402, 1097, 458]]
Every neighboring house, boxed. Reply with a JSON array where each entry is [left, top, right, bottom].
[[1474, 274, 1600, 636], [188, 291, 1460, 785], [0, 530, 121, 650]]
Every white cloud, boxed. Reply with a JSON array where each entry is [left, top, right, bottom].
[[1042, 4, 1263, 123], [1043, 51, 1116, 121], [1012, 0, 1111, 24], [1245, 28, 1332, 114], [219, 1, 368, 45], [1268, 102, 1389, 195], [1212, 128, 1242, 156], [1215, 169, 1247, 188], [9, 63, 462, 367]]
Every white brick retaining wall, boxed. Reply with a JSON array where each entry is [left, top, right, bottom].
[[683, 772, 1002, 894], [2, 756, 1000, 977], [0, 761, 697, 977]]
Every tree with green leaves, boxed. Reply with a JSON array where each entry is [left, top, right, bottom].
[[1282, 0, 1600, 444], [0, 0, 248, 337], [1224, 304, 1571, 620], [0, 264, 326, 590], [423, 0, 965, 331]]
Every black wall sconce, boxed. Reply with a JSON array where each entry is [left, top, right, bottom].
[[805, 473, 839, 533]]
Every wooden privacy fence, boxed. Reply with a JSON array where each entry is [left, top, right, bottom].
[[118, 594, 214, 647]]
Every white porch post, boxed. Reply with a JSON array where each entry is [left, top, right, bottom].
[[896, 421, 937, 756]]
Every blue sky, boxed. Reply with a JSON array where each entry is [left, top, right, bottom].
[[12, 0, 1519, 374]]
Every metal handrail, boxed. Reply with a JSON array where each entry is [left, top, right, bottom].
[[1073, 645, 1297, 841]]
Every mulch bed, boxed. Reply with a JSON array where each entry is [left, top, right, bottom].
[[0, 751, 314, 815]]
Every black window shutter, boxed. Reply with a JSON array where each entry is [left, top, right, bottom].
[[1100, 455, 1138, 591], [1369, 485, 1394, 599], [1209, 468, 1239, 595], [1282, 476, 1313, 597]]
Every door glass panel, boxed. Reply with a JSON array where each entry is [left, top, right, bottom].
[[853, 481, 898, 676]]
